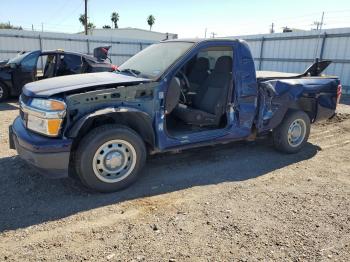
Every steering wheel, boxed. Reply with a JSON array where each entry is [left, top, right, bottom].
[[177, 70, 190, 90], [176, 71, 190, 104]]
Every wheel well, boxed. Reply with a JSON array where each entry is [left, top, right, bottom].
[[289, 97, 316, 122], [70, 112, 155, 153]]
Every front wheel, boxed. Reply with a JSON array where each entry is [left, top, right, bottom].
[[273, 110, 311, 154], [75, 125, 146, 192]]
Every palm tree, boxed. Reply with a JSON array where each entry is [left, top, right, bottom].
[[111, 12, 119, 28], [87, 22, 96, 30], [147, 15, 155, 31], [79, 14, 86, 27], [78, 14, 95, 33]]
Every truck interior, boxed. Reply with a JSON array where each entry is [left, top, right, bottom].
[[165, 46, 233, 137]]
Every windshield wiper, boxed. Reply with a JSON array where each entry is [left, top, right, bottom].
[[118, 68, 141, 77]]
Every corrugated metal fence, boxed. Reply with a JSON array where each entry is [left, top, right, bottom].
[[1, 28, 349, 94], [0, 29, 155, 66], [231, 28, 350, 94]]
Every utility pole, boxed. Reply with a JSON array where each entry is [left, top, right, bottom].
[[270, 23, 275, 34], [84, 0, 88, 35], [319, 11, 324, 30], [41, 22, 44, 32], [313, 11, 324, 31], [314, 11, 325, 60], [211, 32, 217, 38], [204, 28, 207, 38]]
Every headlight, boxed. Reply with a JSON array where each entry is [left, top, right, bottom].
[[27, 115, 63, 136], [30, 98, 66, 111], [21, 98, 66, 137]]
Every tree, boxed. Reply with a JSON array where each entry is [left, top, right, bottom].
[[79, 14, 95, 31], [87, 22, 96, 30], [111, 12, 119, 29], [79, 14, 86, 27], [103, 25, 111, 29], [147, 15, 155, 31], [0, 22, 22, 30]]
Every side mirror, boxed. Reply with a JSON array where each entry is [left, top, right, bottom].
[[165, 77, 181, 114]]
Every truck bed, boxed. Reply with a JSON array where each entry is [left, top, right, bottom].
[[256, 60, 335, 81], [256, 70, 337, 81], [256, 71, 299, 80]]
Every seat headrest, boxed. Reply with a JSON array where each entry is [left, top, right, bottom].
[[214, 56, 232, 73], [194, 57, 209, 71]]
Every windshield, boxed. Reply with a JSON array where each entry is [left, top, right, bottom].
[[118, 42, 193, 79], [7, 52, 32, 65]]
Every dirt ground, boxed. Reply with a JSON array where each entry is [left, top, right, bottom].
[[0, 99, 350, 261]]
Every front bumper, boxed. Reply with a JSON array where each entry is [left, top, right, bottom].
[[9, 117, 73, 178]]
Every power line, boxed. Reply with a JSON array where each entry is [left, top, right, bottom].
[[42, 0, 72, 24], [57, 1, 84, 24]]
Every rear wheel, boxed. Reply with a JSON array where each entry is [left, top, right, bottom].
[[273, 110, 311, 154], [0, 83, 9, 102], [75, 125, 146, 192]]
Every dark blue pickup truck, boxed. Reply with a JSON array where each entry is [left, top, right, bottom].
[[9, 39, 342, 192]]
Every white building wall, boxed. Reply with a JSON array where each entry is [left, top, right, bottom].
[[85, 28, 178, 42]]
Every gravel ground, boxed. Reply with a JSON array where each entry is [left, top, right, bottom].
[[0, 100, 350, 261]]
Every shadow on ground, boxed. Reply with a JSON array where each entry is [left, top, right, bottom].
[[0, 139, 320, 232], [0, 99, 18, 111]]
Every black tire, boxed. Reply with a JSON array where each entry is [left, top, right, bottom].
[[75, 124, 146, 193], [0, 83, 9, 102], [273, 110, 311, 154]]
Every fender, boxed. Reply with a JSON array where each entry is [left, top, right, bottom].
[[66, 106, 155, 147]]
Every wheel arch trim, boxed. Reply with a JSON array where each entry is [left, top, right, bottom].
[[67, 106, 155, 148]]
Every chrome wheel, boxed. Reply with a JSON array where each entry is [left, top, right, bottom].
[[0, 86, 3, 99], [92, 139, 137, 183], [287, 119, 306, 147]]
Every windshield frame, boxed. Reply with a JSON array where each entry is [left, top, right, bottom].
[[118, 41, 195, 81]]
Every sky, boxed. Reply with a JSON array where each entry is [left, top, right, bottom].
[[1, 0, 350, 37]]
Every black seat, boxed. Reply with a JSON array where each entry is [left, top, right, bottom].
[[187, 57, 209, 92], [173, 56, 232, 127]]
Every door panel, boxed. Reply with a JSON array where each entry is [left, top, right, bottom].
[[12, 51, 40, 93], [233, 42, 258, 132]]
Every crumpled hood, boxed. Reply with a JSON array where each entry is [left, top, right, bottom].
[[23, 72, 151, 97]]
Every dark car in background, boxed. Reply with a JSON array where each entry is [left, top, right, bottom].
[[0, 46, 117, 101]]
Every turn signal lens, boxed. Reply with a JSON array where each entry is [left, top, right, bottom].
[[47, 119, 63, 136], [50, 100, 66, 111]]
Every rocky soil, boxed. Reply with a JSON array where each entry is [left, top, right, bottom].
[[0, 100, 349, 261]]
